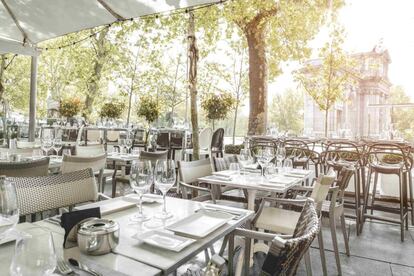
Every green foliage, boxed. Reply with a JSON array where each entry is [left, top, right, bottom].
[[295, 24, 355, 136], [59, 97, 82, 117], [389, 86, 414, 141], [137, 96, 160, 124], [269, 89, 304, 135], [201, 92, 235, 122], [100, 100, 126, 119]]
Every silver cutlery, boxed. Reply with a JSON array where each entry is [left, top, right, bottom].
[[57, 258, 76, 275], [68, 258, 102, 276]]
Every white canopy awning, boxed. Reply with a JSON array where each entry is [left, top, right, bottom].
[[0, 0, 221, 56]]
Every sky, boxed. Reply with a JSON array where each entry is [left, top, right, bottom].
[[270, 0, 414, 100]]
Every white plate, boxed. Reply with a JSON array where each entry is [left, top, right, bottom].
[[134, 230, 195, 252], [166, 210, 233, 239]]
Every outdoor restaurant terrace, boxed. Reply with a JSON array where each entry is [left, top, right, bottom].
[[0, 1, 413, 276]]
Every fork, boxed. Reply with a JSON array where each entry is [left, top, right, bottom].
[[57, 258, 75, 275]]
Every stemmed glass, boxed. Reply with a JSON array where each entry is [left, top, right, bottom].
[[125, 138, 133, 154], [129, 160, 153, 222], [10, 232, 57, 276], [154, 160, 176, 219], [0, 177, 19, 242], [239, 149, 253, 175], [52, 138, 62, 156], [256, 147, 274, 176], [41, 138, 53, 156], [276, 145, 286, 169]]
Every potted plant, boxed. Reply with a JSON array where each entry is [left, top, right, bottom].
[[100, 100, 126, 123], [137, 96, 160, 126], [59, 98, 82, 125], [201, 92, 234, 130]]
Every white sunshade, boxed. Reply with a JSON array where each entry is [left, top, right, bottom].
[[0, 0, 221, 56]]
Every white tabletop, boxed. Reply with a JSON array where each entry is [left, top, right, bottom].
[[199, 169, 311, 210], [0, 222, 161, 276]]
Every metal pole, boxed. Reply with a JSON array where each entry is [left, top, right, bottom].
[[28, 55, 37, 142]]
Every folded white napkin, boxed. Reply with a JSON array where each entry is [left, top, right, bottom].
[[213, 170, 238, 177], [290, 169, 311, 175], [268, 176, 296, 185]]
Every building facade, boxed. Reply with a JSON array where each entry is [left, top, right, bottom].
[[303, 47, 392, 138]]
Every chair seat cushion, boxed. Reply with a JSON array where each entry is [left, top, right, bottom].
[[255, 207, 300, 235]]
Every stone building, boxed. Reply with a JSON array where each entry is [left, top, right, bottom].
[[303, 46, 392, 137]]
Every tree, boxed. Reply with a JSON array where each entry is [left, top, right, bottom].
[[295, 25, 354, 137], [269, 89, 304, 135], [201, 92, 235, 130], [389, 86, 414, 141], [222, 0, 341, 135]]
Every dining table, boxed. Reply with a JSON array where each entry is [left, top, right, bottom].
[[0, 195, 253, 275], [198, 168, 313, 210]]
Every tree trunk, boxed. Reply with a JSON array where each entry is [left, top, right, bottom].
[[84, 28, 109, 121], [245, 24, 268, 136], [232, 103, 239, 145], [0, 55, 6, 103], [188, 11, 200, 160], [324, 109, 329, 137]]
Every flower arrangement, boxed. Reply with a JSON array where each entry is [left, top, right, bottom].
[[137, 96, 160, 124], [100, 100, 126, 119], [59, 98, 82, 118], [201, 92, 235, 129]]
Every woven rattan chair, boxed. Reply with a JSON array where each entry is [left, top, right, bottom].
[[0, 157, 50, 177], [10, 168, 99, 218], [252, 170, 336, 275], [61, 154, 107, 192], [228, 198, 320, 276]]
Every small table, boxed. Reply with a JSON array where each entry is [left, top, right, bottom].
[[199, 170, 312, 210]]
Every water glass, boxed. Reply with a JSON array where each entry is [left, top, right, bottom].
[[62, 148, 71, 156], [32, 149, 43, 160], [154, 160, 176, 219], [10, 232, 57, 276], [283, 159, 293, 173], [0, 177, 19, 241], [229, 162, 241, 175], [239, 149, 253, 174], [125, 139, 133, 153], [129, 160, 153, 222]]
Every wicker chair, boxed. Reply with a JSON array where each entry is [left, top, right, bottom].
[[61, 154, 107, 192], [0, 157, 50, 177], [10, 168, 99, 218], [228, 198, 320, 276], [252, 170, 336, 275]]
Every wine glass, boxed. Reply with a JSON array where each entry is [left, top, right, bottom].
[[41, 138, 53, 156], [52, 138, 63, 156], [229, 162, 241, 175], [129, 160, 153, 222], [32, 149, 43, 160], [154, 160, 176, 219], [239, 149, 253, 175], [0, 177, 19, 242], [118, 139, 126, 154], [10, 231, 57, 276], [276, 145, 286, 168], [283, 158, 293, 173], [125, 138, 133, 154], [256, 147, 274, 176]]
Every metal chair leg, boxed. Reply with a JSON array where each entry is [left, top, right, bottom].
[[340, 213, 350, 256], [329, 215, 342, 275], [408, 171, 414, 226], [317, 229, 327, 276], [399, 172, 405, 242], [370, 172, 379, 215], [304, 249, 312, 276]]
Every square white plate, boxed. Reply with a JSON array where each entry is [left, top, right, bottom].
[[134, 230, 196, 252], [166, 210, 233, 239]]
